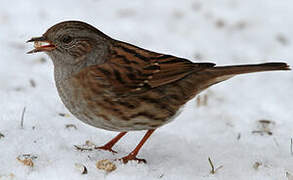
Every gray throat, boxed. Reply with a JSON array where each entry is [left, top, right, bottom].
[[53, 61, 86, 84], [48, 38, 110, 85]]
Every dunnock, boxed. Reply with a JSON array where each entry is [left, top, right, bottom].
[[27, 21, 290, 163]]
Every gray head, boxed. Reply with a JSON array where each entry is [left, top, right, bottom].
[[27, 21, 111, 67]]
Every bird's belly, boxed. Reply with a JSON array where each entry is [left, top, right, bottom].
[[56, 80, 173, 131]]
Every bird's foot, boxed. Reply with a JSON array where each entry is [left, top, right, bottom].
[[117, 154, 147, 164], [95, 145, 117, 154]]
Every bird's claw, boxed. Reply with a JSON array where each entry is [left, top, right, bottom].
[[117, 155, 147, 164], [95, 146, 118, 154]]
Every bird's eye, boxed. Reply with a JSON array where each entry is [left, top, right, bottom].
[[62, 35, 73, 44]]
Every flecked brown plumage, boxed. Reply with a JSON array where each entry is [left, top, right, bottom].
[[27, 21, 290, 163]]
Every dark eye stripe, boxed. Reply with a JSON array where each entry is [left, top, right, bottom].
[[66, 41, 92, 57]]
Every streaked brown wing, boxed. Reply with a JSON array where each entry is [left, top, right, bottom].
[[79, 40, 215, 96]]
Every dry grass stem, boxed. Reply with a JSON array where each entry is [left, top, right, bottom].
[[208, 157, 215, 174], [20, 107, 26, 129], [208, 157, 223, 174]]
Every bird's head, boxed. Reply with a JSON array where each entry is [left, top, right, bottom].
[[27, 21, 110, 66]]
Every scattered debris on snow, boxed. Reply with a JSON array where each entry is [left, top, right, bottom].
[[74, 140, 96, 151], [74, 163, 88, 175], [0, 132, 4, 139], [253, 161, 262, 170], [65, 124, 77, 130], [16, 154, 37, 167], [252, 119, 275, 136]]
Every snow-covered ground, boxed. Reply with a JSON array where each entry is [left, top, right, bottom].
[[0, 0, 292, 179]]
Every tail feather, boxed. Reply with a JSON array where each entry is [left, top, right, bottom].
[[211, 62, 290, 75], [201, 62, 290, 86]]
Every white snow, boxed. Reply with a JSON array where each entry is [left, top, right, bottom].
[[0, 0, 292, 179]]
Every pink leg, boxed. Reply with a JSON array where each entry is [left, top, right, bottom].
[[119, 129, 155, 163], [96, 132, 127, 153]]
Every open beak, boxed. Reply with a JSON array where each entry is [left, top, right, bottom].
[[26, 36, 56, 54]]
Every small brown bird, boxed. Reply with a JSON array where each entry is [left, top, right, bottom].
[[27, 21, 290, 163]]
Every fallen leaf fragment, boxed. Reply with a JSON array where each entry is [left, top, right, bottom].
[[96, 159, 116, 172]]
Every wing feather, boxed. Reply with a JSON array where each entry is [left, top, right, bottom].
[[75, 41, 215, 96]]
